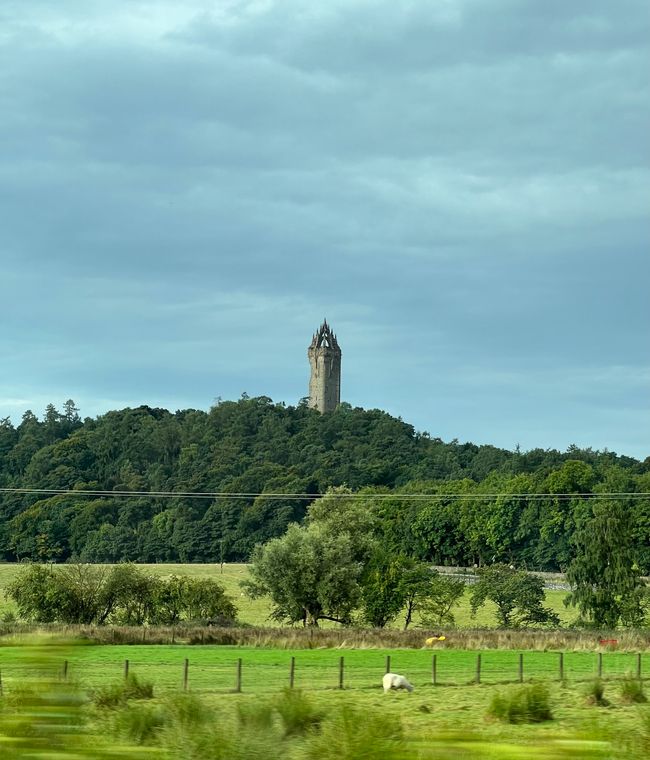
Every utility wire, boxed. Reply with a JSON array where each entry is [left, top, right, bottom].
[[0, 487, 648, 501]]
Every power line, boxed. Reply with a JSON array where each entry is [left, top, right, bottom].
[[0, 487, 648, 501]]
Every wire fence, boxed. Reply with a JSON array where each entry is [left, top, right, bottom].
[[1, 650, 648, 696]]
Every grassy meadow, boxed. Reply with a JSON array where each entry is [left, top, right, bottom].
[[0, 556, 648, 760], [1, 644, 649, 694], [0, 562, 575, 629], [0, 641, 649, 758]]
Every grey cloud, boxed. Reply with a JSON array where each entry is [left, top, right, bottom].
[[0, 1, 648, 457], [181, 1, 650, 71]]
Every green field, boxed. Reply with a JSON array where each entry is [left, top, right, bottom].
[[1, 644, 648, 694], [0, 562, 574, 629], [1, 642, 649, 758]]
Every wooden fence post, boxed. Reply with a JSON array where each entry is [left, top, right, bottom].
[[559, 652, 564, 681], [385, 655, 391, 674], [124, 659, 129, 680], [518, 653, 523, 683], [289, 656, 295, 689], [598, 652, 603, 679], [235, 658, 242, 693], [637, 653, 642, 680], [62, 660, 69, 682], [339, 656, 345, 690], [432, 654, 437, 686], [475, 654, 481, 684], [183, 658, 189, 691]]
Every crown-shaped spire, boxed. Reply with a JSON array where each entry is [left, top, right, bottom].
[[309, 319, 339, 350]]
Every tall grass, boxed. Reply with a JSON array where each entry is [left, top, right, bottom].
[[91, 673, 155, 708], [2, 622, 649, 651], [583, 679, 609, 706], [620, 675, 647, 704], [302, 704, 404, 760], [487, 682, 554, 723]]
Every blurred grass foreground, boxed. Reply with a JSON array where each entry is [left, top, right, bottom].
[[0, 638, 649, 759]]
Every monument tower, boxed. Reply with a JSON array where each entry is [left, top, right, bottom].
[[308, 320, 341, 413]]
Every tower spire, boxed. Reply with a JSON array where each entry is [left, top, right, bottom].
[[307, 320, 341, 412]]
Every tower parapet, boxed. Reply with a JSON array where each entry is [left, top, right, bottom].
[[308, 320, 341, 413]]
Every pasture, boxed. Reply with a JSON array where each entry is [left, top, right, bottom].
[[0, 642, 649, 758], [1, 644, 649, 694]]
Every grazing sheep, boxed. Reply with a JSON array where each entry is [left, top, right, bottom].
[[383, 672, 414, 694]]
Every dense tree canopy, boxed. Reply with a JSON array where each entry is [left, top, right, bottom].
[[7, 563, 237, 626], [0, 397, 648, 572]]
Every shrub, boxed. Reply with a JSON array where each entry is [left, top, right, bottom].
[[162, 692, 211, 729], [275, 689, 324, 737], [160, 700, 283, 760], [583, 679, 609, 707], [620, 676, 647, 704], [112, 702, 166, 744], [92, 674, 154, 708], [304, 704, 404, 760], [487, 682, 553, 724], [6, 564, 238, 627], [236, 700, 275, 731]]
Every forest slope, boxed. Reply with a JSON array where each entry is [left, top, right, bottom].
[[0, 397, 648, 570]]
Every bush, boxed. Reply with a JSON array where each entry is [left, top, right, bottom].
[[487, 682, 553, 724], [583, 679, 609, 706], [162, 692, 211, 729], [620, 676, 647, 704], [160, 699, 283, 760], [112, 702, 166, 744], [304, 704, 404, 760], [236, 699, 275, 731], [275, 689, 324, 737], [92, 674, 154, 708], [6, 563, 238, 627]]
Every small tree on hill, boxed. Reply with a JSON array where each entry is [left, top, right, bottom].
[[470, 564, 559, 627]]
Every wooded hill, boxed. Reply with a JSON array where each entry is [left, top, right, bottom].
[[0, 397, 648, 571]]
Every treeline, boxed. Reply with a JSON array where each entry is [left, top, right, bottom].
[[7, 563, 237, 626], [0, 397, 648, 572]]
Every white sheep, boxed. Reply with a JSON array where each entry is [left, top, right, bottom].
[[382, 672, 414, 694]]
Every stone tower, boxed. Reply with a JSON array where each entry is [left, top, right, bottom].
[[308, 320, 341, 413]]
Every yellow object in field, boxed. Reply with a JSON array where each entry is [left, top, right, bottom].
[[425, 636, 446, 645]]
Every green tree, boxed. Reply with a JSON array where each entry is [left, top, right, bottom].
[[399, 560, 435, 629], [7, 564, 110, 624], [101, 563, 160, 625], [417, 572, 466, 628], [565, 501, 646, 628], [470, 565, 559, 627], [6, 563, 237, 626], [244, 522, 363, 626], [359, 550, 408, 628], [177, 577, 238, 623], [306, 486, 378, 564]]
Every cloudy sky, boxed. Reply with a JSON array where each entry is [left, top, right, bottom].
[[1, 0, 648, 459]]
